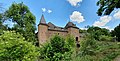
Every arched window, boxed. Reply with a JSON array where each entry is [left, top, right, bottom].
[[76, 37, 78, 41], [76, 37, 80, 48]]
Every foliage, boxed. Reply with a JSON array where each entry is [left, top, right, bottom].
[[73, 55, 95, 61], [50, 35, 65, 53], [0, 13, 7, 35], [87, 26, 111, 41], [65, 35, 76, 47], [0, 31, 39, 61], [39, 35, 74, 61], [80, 33, 97, 56], [97, 0, 120, 16], [79, 29, 87, 33], [5, 2, 36, 43], [99, 35, 113, 42], [96, 41, 120, 61], [72, 41, 120, 61], [110, 30, 115, 37], [112, 24, 120, 41], [100, 52, 119, 61], [87, 26, 110, 36]]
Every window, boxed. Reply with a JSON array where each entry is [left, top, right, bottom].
[[76, 37, 78, 41], [77, 44, 80, 48]]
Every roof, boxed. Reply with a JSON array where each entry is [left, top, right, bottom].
[[65, 22, 79, 29], [48, 22, 56, 29], [38, 15, 79, 30], [39, 14, 46, 24], [48, 22, 66, 30]]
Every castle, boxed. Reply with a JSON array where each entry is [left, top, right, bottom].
[[38, 15, 80, 46]]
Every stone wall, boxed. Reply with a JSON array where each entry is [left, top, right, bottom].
[[38, 24, 48, 44], [68, 28, 80, 41], [48, 30, 68, 39], [38, 24, 80, 45]]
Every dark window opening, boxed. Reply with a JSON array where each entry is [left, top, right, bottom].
[[76, 37, 78, 41], [77, 44, 80, 48]]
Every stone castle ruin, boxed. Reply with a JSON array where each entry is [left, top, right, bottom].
[[38, 15, 80, 46]]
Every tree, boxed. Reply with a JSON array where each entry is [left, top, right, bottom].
[[80, 33, 97, 56], [87, 26, 111, 41], [5, 2, 36, 43], [112, 24, 120, 41], [110, 30, 115, 37], [0, 3, 8, 35], [97, 0, 120, 16], [0, 31, 39, 61], [39, 35, 73, 61], [79, 29, 87, 33], [65, 35, 75, 47], [0, 13, 7, 35]]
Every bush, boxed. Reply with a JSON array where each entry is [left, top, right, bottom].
[[65, 35, 75, 47], [0, 31, 39, 61], [39, 35, 74, 61], [99, 35, 113, 42], [80, 33, 97, 56]]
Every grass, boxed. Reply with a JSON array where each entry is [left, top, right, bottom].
[[71, 41, 120, 61]]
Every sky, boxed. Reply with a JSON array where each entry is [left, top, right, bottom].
[[1, 0, 120, 31]]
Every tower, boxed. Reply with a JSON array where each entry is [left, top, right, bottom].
[[38, 14, 48, 44], [65, 22, 80, 47]]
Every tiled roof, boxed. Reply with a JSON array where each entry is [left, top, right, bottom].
[[39, 14, 46, 24], [65, 22, 78, 29], [39, 15, 79, 30]]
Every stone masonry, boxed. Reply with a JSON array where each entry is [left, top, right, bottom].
[[38, 15, 80, 46]]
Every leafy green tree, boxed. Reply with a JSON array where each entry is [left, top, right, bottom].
[[99, 35, 113, 42], [110, 30, 115, 37], [87, 26, 110, 36], [80, 33, 97, 56], [0, 31, 39, 61], [87, 26, 111, 41], [50, 35, 65, 53], [79, 29, 87, 33], [5, 2, 36, 43], [0, 13, 7, 35], [39, 35, 73, 61], [65, 35, 75, 47], [97, 0, 120, 16], [112, 24, 120, 41], [0, 4, 7, 34]]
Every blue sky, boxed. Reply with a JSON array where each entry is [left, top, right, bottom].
[[1, 0, 120, 31]]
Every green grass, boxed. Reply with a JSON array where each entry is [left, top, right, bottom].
[[71, 41, 120, 61]]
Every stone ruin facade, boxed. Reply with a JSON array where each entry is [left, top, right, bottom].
[[38, 15, 80, 47]]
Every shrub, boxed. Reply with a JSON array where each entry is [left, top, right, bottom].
[[0, 31, 39, 61], [99, 35, 113, 42], [73, 55, 95, 61], [65, 35, 75, 47], [39, 35, 73, 61], [80, 33, 97, 56]]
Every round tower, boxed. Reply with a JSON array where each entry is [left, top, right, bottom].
[[65, 22, 80, 47], [38, 14, 48, 44]]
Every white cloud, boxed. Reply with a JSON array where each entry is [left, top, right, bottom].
[[113, 10, 120, 19], [47, 10, 52, 13], [101, 26, 113, 31], [80, 28, 87, 30], [67, 0, 82, 6], [93, 16, 112, 27], [41, 8, 46, 12], [70, 11, 85, 23], [101, 26, 110, 29], [42, 8, 52, 14]]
